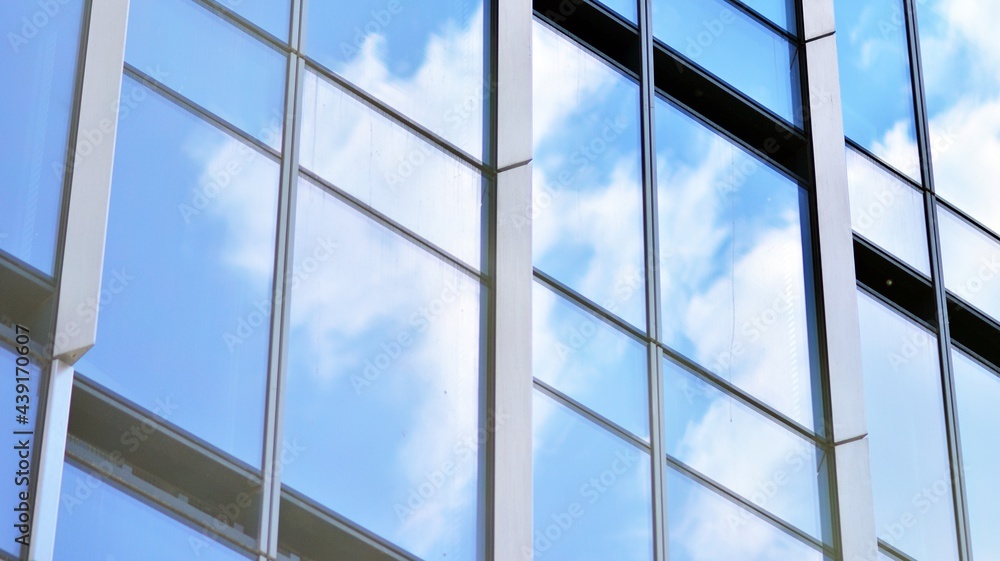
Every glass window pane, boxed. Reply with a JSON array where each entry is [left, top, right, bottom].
[[662, 358, 828, 540], [533, 281, 649, 440], [652, 0, 802, 125], [735, 0, 796, 33], [835, 0, 921, 180], [846, 146, 930, 275], [857, 291, 959, 561], [0, 344, 41, 557], [532, 21, 646, 329], [54, 463, 250, 560], [595, 0, 637, 23], [917, 0, 1000, 236], [299, 70, 483, 269], [533, 391, 653, 561], [215, 0, 289, 40], [665, 467, 824, 561], [0, 0, 85, 274], [125, 0, 286, 149], [304, 0, 486, 158], [283, 179, 482, 560], [938, 205, 1000, 322], [952, 350, 1000, 561], [76, 77, 278, 466], [656, 98, 818, 429]]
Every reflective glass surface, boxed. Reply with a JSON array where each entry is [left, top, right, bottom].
[[54, 463, 250, 560], [952, 350, 1000, 560], [126, 0, 286, 149], [938, 205, 1000, 322], [532, 21, 646, 329], [662, 358, 827, 540], [305, 0, 486, 157], [595, 0, 637, 23], [857, 291, 959, 561], [533, 281, 649, 440], [0, 344, 40, 556], [283, 179, 482, 560], [0, 0, 85, 274], [214, 0, 290, 40], [652, 0, 801, 125], [76, 78, 277, 466], [656, 98, 818, 429], [533, 390, 653, 561], [835, 0, 921, 180], [300, 70, 483, 269], [736, 0, 796, 33], [846, 146, 930, 275], [917, 0, 1000, 235], [665, 468, 824, 561]]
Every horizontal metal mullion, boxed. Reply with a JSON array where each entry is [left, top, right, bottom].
[[532, 268, 647, 341], [667, 455, 834, 557], [879, 539, 919, 561], [534, 378, 651, 452], [722, 0, 798, 43], [301, 58, 490, 176], [936, 196, 1000, 246], [657, 344, 826, 447], [123, 64, 282, 162], [533, 0, 643, 81], [299, 168, 488, 286], [845, 137, 925, 192], [191, 0, 289, 54], [856, 281, 936, 337]]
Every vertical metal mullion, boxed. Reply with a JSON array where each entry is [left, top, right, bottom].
[[258, 4, 305, 555], [902, 1, 973, 558], [637, 0, 667, 559]]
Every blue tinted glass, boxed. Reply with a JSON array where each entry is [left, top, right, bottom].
[[54, 463, 250, 560], [126, 0, 286, 149], [857, 291, 959, 561], [532, 22, 646, 329], [846, 146, 930, 275], [305, 0, 486, 158], [300, 70, 483, 269], [0, 0, 85, 274], [666, 468, 824, 561], [656, 98, 818, 429], [652, 0, 801, 125], [0, 344, 40, 557], [938, 206, 1000, 323], [283, 179, 482, 560], [735, 0, 796, 33], [835, 0, 920, 180], [662, 358, 827, 540], [76, 78, 278, 466], [952, 351, 1000, 560], [533, 391, 653, 561], [595, 0, 637, 23], [917, 0, 1000, 235], [533, 281, 649, 440], [215, 0, 290, 40]]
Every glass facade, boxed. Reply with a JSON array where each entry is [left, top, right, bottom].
[[1, 0, 998, 560]]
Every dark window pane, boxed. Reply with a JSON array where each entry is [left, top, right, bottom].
[[655, 98, 819, 429], [533, 390, 654, 561], [126, 0, 286, 149], [76, 77, 278, 466], [305, 0, 486, 158], [532, 21, 646, 329], [54, 463, 250, 560], [665, 467, 824, 561], [857, 291, 959, 561], [836, 0, 920, 180], [0, 0, 85, 274], [282, 179, 482, 560], [652, 0, 802, 125], [533, 281, 649, 440]]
